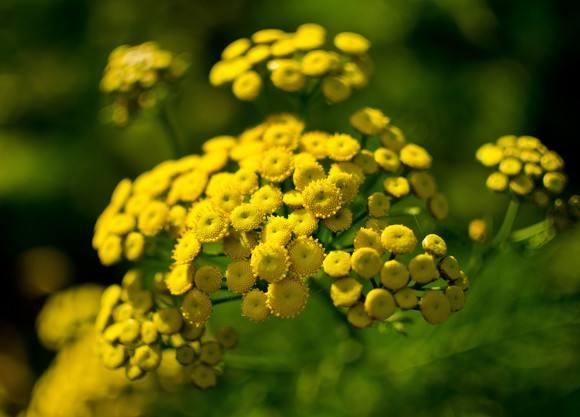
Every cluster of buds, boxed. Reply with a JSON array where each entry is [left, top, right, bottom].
[[210, 23, 371, 103]]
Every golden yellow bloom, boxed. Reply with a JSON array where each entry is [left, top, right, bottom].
[[323, 251, 351, 277], [381, 126, 406, 151], [486, 171, 509, 192], [323, 207, 353, 232], [166, 264, 194, 295], [233, 70, 262, 101], [302, 179, 343, 218], [446, 286, 465, 312], [300, 131, 329, 159], [409, 171, 437, 200], [250, 185, 283, 214], [400, 144, 432, 170], [330, 278, 362, 307], [222, 38, 251, 60], [233, 168, 259, 194], [181, 289, 212, 326], [267, 278, 309, 318], [439, 256, 462, 280], [544, 172, 567, 194], [383, 176, 410, 198], [294, 23, 326, 50], [540, 151, 564, 171], [334, 32, 371, 55], [351, 247, 382, 279], [353, 149, 379, 174], [293, 162, 326, 190], [350, 107, 389, 135], [346, 303, 372, 328], [476, 143, 504, 166], [209, 57, 251, 86], [153, 308, 183, 335], [374, 147, 400, 172], [252, 28, 287, 44], [194, 266, 222, 294], [262, 216, 293, 246], [241, 289, 270, 321], [408, 254, 439, 284], [322, 76, 351, 103], [283, 190, 305, 208], [394, 287, 418, 309], [263, 123, 301, 150], [250, 243, 289, 282], [260, 147, 294, 182], [301, 50, 333, 76], [380, 260, 409, 291], [270, 60, 305, 92], [230, 203, 264, 232], [420, 290, 451, 325], [326, 133, 360, 161], [499, 157, 522, 176], [288, 237, 325, 277], [354, 227, 383, 254], [364, 288, 395, 320], [367, 192, 391, 217], [124, 231, 145, 261], [288, 208, 318, 236], [246, 44, 271, 64], [328, 172, 359, 204], [193, 208, 229, 243], [428, 193, 449, 220], [226, 260, 256, 293], [172, 231, 201, 265], [422, 234, 447, 257], [138, 200, 169, 236], [510, 175, 534, 195], [381, 225, 417, 255], [98, 234, 123, 266]]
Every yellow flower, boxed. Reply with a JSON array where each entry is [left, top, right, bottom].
[[98, 235, 123, 266], [334, 32, 371, 55], [380, 260, 409, 291], [428, 193, 449, 220], [260, 147, 294, 182], [108, 213, 135, 235], [384, 176, 410, 198], [468, 219, 488, 242], [166, 264, 194, 295], [322, 76, 351, 103], [524, 163, 543, 178], [486, 171, 509, 192], [351, 247, 382, 279], [294, 23, 326, 50], [420, 290, 451, 325], [270, 60, 305, 92], [374, 147, 400, 172], [283, 190, 305, 208], [172, 231, 201, 265], [422, 234, 447, 257], [288, 208, 319, 236], [439, 256, 462, 280], [323, 251, 351, 277], [138, 200, 169, 236], [263, 123, 301, 150], [262, 216, 293, 246], [300, 131, 329, 159], [241, 289, 270, 321], [267, 278, 309, 318], [124, 231, 145, 261], [364, 288, 396, 320], [543, 172, 567, 194], [350, 107, 390, 135], [222, 232, 255, 259], [191, 364, 217, 389], [293, 162, 326, 190], [540, 151, 564, 171], [510, 175, 535, 195], [233, 168, 260, 195], [476, 143, 504, 166], [499, 157, 522, 176], [153, 308, 183, 335], [353, 150, 379, 174], [323, 207, 353, 232], [181, 289, 212, 326], [302, 179, 343, 219], [193, 208, 229, 243], [381, 225, 417, 255], [326, 133, 360, 161], [400, 144, 432, 170], [409, 171, 437, 200], [246, 44, 271, 64], [408, 254, 439, 284], [252, 29, 288, 44], [250, 185, 283, 214], [394, 287, 418, 309], [226, 260, 256, 293], [301, 50, 333, 77], [346, 303, 372, 328], [271, 38, 297, 57], [330, 162, 365, 186], [354, 227, 383, 254], [221, 38, 251, 60], [200, 341, 223, 365], [230, 203, 264, 232], [381, 126, 407, 151], [288, 237, 325, 277], [194, 266, 222, 294], [367, 192, 391, 217], [328, 172, 359, 204], [330, 278, 362, 307], [250, 243, 289, 282], [202, 135, 237, 154], [233, 71, 263, 101]]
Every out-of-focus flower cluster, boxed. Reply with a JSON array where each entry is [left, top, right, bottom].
[[476, 135, 568, 206], [210, 24, 372, 103], [26, 285, 152, 417], [100, 42, 188, 126], [95, 270, 237, 388]]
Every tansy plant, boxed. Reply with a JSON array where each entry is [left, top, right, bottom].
[[89, 23, 577, 390]]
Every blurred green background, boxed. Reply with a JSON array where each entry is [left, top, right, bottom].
[[1, 0, 580, 416]]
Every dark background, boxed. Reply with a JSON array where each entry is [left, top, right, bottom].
[[1, 0, 580, 416]]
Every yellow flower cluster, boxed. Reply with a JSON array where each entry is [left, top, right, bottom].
[[36, 284, 103, 350], [325, 228, 468, 327], [96, 269, 237, 388], [26, 286, 151, 417], [476, 135, 568, 205], [100, 42, 188, 126], [210, 24, 372, 103]]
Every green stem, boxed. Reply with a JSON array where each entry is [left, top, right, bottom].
[[492, 199, 520, 248], [159, 101, 183, 157], [212, 295, 242, 305]]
